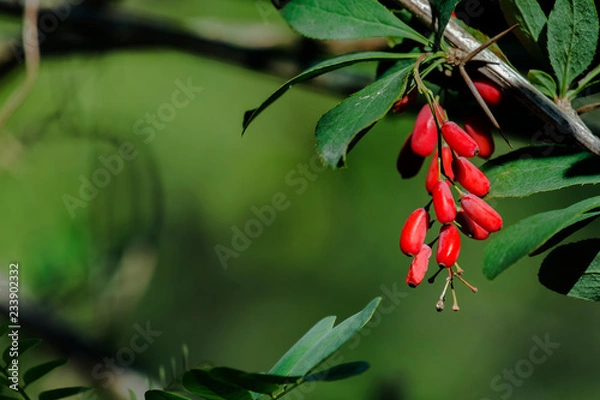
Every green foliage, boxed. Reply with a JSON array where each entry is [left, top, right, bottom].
[[527, 70, 558, 99], [482, 146, 600, 198], [429, 0, 460, 48], [279, 0, 427, 44], [316, 60, 414, 168], [23, 359, 68, 388], [539, 239, 600, 301], [38, 388, 91, 400], [500, 0, 547, 60], [547, 0, 599, 95], [151, 298, 380, 400], [483, 196, 600, 279]]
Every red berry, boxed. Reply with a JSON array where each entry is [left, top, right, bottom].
[[397, 134, 426, 179], [460, 194, 503, 233], [406, 244, 432, 288], [432, 179, 456, 223], [463, 115, 495, 159], [473, 79, 503, 107], [400, 208, 430, 256], [441, 122, 480, 158], [436, 224, 461, 268], [456, 211, 490, 240], [392, 90, 417, 114], [411, 104, 445, 157], [425, 147, 454, 193], [452, 157, 491, 197]]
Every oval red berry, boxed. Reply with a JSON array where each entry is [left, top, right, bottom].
[[432, 179, 456, 224], [473, 79, 502, 107], [410, 104, 444, 157], [436, 224, 461, 268], [460, 194, 503, 233], [406, 244, 432, 288], [441, 121, 480, 158], [397, 134, 426, 179], [452, 157, 490, 197], [456, 211, 490, 240], [425, 147, 454, 193], [463, 115, 495, 159], [400, 208, 430, 256]]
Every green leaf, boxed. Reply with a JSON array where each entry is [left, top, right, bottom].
[[483, 196, 600, 279], [316, 60, 415, 168], [23, 359, 67, 387], [528, 70, 558, 99], [304, 361, 370, 382], [183, 369, 252, 400], [280, 0, 427, 43], [500, 0, 547, 60], [429, 0, 460, 48], [144, 390, 191, 400], [129, 389, 138, 400], [539, 239, 600, 301], [288, 297, 381, 376], [547, 0, 599, 95], [2, 339, 41, 365], [209, 368, 298, 395], [39, 387, 91, 400], [269, 316, 335, 376], [242, 51, 419, 134], [482, 146, 600, 198]]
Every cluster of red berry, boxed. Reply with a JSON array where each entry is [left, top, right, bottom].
[[395, 79, 504, 311]]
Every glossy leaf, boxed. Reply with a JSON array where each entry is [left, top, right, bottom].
[[539, 239, 600, 302], [316, 60, 415, 168], [39, 387, 91, 400], [303, 361, 370, 382], [144, 390, 191, 400], [288, 297, 381, 376], [528, 70, 558, 99], [500, 0, 547, 59], [280, 0, 426, 43], [23, 359, 67, 387], [269, 316, 336, 376], [209, 367, 298, 394], [547, 0, 599, 94], [2, 339, 41, 365], [183, 369, 252, 400], [242, 51, 418, 134], [429, 0, 460, 48], [483, 196, 600, 279], [482, 146, 600, 198]]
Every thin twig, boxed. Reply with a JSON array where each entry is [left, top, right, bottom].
[[393, 0, 600, 155], [0, 0, 40, 130]]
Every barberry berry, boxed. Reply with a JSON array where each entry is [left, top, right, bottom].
[[436, 224, 461, 268], [432, 179, 456, 223], [400, 208, 430, 256], [425, 147, 454, 193], [411, 104, 445, 157], [473, 78, 503, 107], [460, 194, 503, 233], [456, 211, 490, 240], [452, 156, 491, 197], [406, 244, 432, 288], [441, 121, 480, 158], [463, 115, 495, 159]]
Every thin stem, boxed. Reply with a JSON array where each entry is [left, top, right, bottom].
[[460, 25, 518, 65], [576, 102, 600, 115]]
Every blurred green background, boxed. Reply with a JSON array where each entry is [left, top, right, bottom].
[[0, 1, 599, 399]]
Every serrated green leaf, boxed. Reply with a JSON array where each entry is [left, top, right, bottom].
[[144, 390, 191, 400], [280, 0, 427, 44], [316, 60, 415, 168], [528, 70, 558, 99], [2, 339, 41, 365], [483, 196, 600, 279], [242, 51, 419, 134], [209, 368, 298, 395], [482, 146, 600, 198], [500, 0, 547, 60], [39, 387, 91, 400], [304, 361, 370, 382], [547, 0, 599, 95], [288, 297, 381, 376], [269, 316, 335, 376], [539, 239, 600, 301], [23, 359, 67, 387], [183, 369, 252, 400], [429, 0, 460, 48]]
